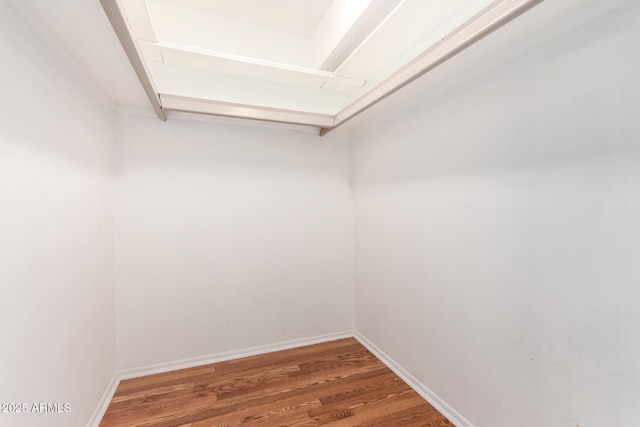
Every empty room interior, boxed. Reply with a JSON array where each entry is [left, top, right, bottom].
[[1, 0, 639, 426]]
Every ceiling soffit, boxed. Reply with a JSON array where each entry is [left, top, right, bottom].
[[102, 0, 543, 134]]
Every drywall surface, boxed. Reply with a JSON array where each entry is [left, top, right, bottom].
[[353, 0, 640, 426], [115, 113, 354, 370], [0, 2, 116, 426]]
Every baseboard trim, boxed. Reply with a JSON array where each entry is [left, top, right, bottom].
[[118, 330, 355, 381], [89, 331, 354, 426], [87, 373, 119, 427], [88, 330, 472, 427], [353, 331, 476, 427]]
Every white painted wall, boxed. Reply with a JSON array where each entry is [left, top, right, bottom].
[[4, 0, 640, 425], [0, 1, 116, 426], [353, 0, 640, 426], [114, 113, 354, 370]]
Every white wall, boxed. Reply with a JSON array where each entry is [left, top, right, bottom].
[[0, 2, 116, 426], [115, 113, 354, 370], [353, 0, 640, 426], [4, 0, 640, 425]]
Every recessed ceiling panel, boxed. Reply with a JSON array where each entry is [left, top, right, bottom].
[[155, 0, 334, 36], [336, 0, 495, 81], [146, 0, 313, 66]]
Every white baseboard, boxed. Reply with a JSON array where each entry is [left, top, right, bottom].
[[87, 374, 119, 427], [88, 330, 472, 427], [118, 330, 355, 381], [353, 331, 476, 427], [88, 331, 353, 426]]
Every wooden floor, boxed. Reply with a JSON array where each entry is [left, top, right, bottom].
[[100, 338, 453, 427]]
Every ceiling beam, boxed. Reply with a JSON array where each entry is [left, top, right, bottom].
[[100, 0, 166, 121], [319, 0, 543, 136], [160, 95, 335, 128], [312, 0, 373, 70]]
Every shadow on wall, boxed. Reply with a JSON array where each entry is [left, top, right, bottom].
[[115, 113, 352, 180]]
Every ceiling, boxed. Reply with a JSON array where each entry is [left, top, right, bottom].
[[8, 0, 542, 134], [156, 0, 335, 36]]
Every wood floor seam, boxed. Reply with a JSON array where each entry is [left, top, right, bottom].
[[99, 338, 453, 427]]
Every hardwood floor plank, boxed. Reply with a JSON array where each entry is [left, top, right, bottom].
[[212, 364, 389, 407], [99, 339, 454, 427], [117, 364, 217, 394], [355, 403, 449, 427], [307, 376, 410, 425], [190, 370, 393, 426], [318, 390, 439, 427], [192, 399, 322, 427], [215, 339, 360, 375], [110, 383, 195, 405]]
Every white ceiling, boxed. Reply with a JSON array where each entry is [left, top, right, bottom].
[[7, 0, 542, 133], [156, 0, 335, 36], [122, 0, 501, 118]]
